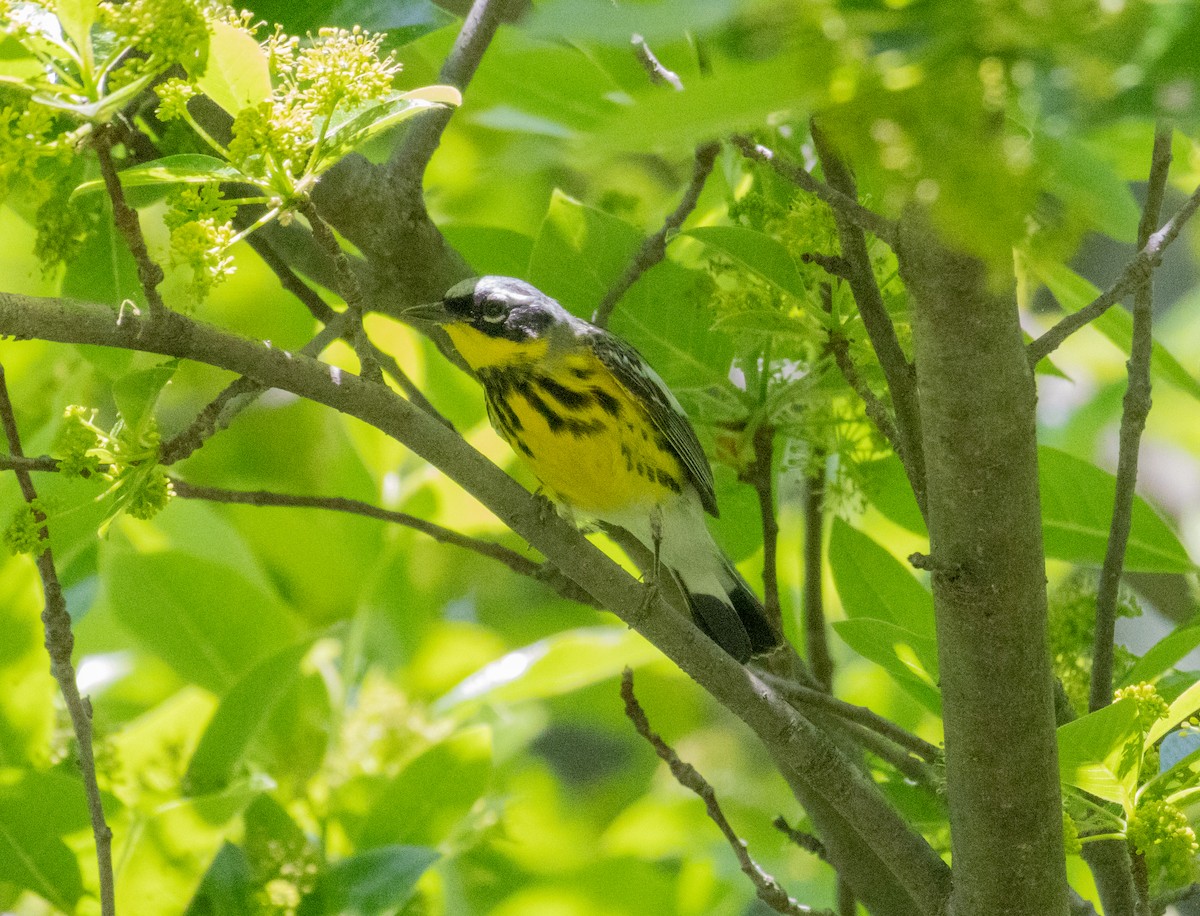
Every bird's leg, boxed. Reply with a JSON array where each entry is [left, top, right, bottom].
[[639, 506, 664, 613]]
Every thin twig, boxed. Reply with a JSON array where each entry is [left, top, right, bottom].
[[762, 673, 940, 763], [169, 479, 595, 605], [299, 200, 382, 382], [161, 316, 348, 464], [731, 134, 897, 245], [800, 252, 852, 281], [622, 669, 833, 916], [801, 455, 833, 690], [389, 0, 510, 184], [1089, 122, 1173, 713], [773, 816, 827, 859], [631, 33, 684, 90], [821, 283, 904, 459], [592, 141, 720, 327], [0, 366, 115, 916], [93, 124, 167, 316], [810, 123, 926, 518], [243, 232, 452, 427], [1029, 176, 1200, 367], [748, 423, 782, 632]]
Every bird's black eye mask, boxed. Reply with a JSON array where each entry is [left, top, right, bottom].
[[446, 290, 555, 342]]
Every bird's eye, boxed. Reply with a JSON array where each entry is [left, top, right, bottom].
[[480, 299, 506, 323]]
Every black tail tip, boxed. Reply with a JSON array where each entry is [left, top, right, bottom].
[[687, 588, 780, 664]]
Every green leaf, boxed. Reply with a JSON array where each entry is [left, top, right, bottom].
[[527, 189, 641, 316], [72, 155, 248, 197], [196, 19, 271, 115], [101, 545, 302, 694], [54, 0, 97, 56], [436, 627, 662, 714], [184, 842, 254, 916], [112, 359, 178, 439], [298, 846, 439, 916], [1057, 697, 1142, 812], [832, 619, 940, 713], [116, 776, 269, 914], [1040, 447, 1194, 573], [858, 456, 925, 535], [1121, 627, 1200, 688], [317, 88, 459, 168], [1029, 258, 1200, 401], [440, 225, 534, 278], [0, 770, 94, 912], [1146, 677, 1200, 748], [861, 448, 1195, 573], [828, 518, 935, 639], [682, 226, 805, 298], [1040, 135, 1142, 243], [185, 638, 317, 794], [355, 725, 492, 849], [61, 203, 143, 311]]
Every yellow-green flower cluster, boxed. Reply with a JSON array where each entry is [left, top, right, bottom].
[[53, 404, 174, 527], [3, 499, 44, 554], [1114, 682, 1170, 734], [98, 0, 208, 81], [154, 78, 202, 124], [164, 184, 239, 301], [1127, 798, 1198, 888]]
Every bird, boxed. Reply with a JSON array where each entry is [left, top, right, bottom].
[[410, 276, 780, 663]]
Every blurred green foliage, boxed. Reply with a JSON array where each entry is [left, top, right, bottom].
[[1, 0, 1200, 913]]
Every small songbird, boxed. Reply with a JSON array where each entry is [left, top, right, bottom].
[[411, 276, 779, 663]]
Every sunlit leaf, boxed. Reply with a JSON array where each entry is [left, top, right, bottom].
[[1057, 698, 1141, 812], [112, 358, 178, 438], [1146, 677, 1200, 748], [829, 518, 935, 639], [72, 155, 248, 198], [832, 619, 940, 713], [1121, 627, 1200, 688], [195, 19, 271, 114]]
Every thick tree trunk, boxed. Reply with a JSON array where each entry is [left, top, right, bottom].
[[897, 213, 1069, 915]]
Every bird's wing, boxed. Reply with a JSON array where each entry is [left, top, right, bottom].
[[591, 331, 719, 517]]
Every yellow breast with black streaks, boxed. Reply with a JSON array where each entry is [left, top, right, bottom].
[[444, 324, 686, 514]]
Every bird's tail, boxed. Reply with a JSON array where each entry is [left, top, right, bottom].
[[674, 556, 779, 663]]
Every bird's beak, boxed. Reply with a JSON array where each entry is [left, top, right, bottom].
[[404, 300, 451, 323]]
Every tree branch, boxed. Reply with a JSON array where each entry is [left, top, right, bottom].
[[388, 0, 511, 186], [1029, 173, 1200, 366], [0, 366, 115, 916], [730, 134, 897, 245], [592, 141, 720, 327], [630, 34, 684, 90], [810, 123, 926, 518], [93, 124, 167, 316], [170, 479, 596, 606], [1089, 122, 1173, 713], [747, 423, 782, 632], [0, 290, 952, 916], [800, 457, 833, 690], [622, 669, 833, 916], [762, 674, 940, 763], [161, 315, 348, 464]]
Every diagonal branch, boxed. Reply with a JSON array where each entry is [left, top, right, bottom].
[[730, 134, 897, 245], [170, 479, 596, 606], [1029, 177, 1200, 366], [93, 124, 167, 316], [631, 33, 684, 90], [592, 141, 720, 327], [0, 366, 115, 916], [622, 669, 834, 916], [388, 0, 511, 186], [1089, 122, 1174, 713], [0, 290, 953, 915]]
